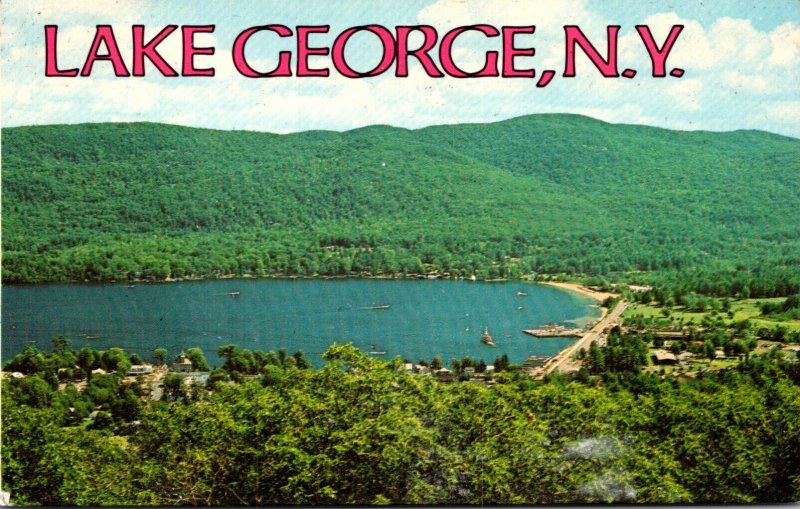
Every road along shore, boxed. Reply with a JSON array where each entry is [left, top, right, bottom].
[[531, 298, 628, 379]]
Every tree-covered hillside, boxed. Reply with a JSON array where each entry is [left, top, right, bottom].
[[3, 115, 799, 288]]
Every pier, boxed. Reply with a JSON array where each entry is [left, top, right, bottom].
[[522, 325, 583, 337]]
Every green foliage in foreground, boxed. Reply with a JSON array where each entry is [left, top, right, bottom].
[[3, 115, 799, 290], [3, 343, 800, 505]]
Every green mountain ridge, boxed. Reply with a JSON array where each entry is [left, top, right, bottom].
[[2, 114, 799, 286]]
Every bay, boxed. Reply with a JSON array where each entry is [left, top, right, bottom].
[[2, 279, 599, 368]]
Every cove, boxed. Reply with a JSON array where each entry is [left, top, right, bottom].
[[2, 279, 599, 368]]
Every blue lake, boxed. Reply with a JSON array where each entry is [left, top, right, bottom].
[[2, 279, 599, 367]]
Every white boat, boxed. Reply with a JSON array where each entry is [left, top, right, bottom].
[[482, 328, 495, 346]]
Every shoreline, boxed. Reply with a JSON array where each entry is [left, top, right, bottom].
[[538, 281, 619, 321], [5, 273, 623, 290], [537, 281, 618, 302]]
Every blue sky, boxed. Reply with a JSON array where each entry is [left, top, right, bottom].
[[2, 1, 798, 137]]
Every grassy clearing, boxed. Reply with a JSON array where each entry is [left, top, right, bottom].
[[623, 297, 800, 332]]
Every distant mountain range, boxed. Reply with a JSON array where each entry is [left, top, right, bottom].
[[3, 114, 799, 283]]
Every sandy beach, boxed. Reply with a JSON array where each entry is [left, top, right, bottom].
[[539, 281, 620, 320], [538, 281, 618, 302]]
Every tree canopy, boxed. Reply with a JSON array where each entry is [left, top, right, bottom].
[[2, 341, 800, 505]]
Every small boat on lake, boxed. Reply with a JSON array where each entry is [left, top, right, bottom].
[[482, 328, 495, 346], [360, 304, 391, 310], [516, 291, 527, 296], [368, 344, 387, 356], [225, 291, 241, 297]]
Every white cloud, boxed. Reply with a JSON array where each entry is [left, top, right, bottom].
[[767, 22, 800, 67], [707, 17, 770, 68]]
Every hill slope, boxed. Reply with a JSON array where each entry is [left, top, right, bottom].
[[2, 115, 799, 286]]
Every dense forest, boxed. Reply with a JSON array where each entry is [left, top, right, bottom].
[[3, 115, 799, 296], [3, 341, 799, 505]]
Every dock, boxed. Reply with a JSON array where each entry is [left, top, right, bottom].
[[531, 300, 628, 379], [522, 325, 583, 337]]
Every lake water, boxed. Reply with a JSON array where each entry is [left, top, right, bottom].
[[2, 279, 599, 368]]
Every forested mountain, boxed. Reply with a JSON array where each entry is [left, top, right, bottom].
[[3, 115, 799, 288]]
